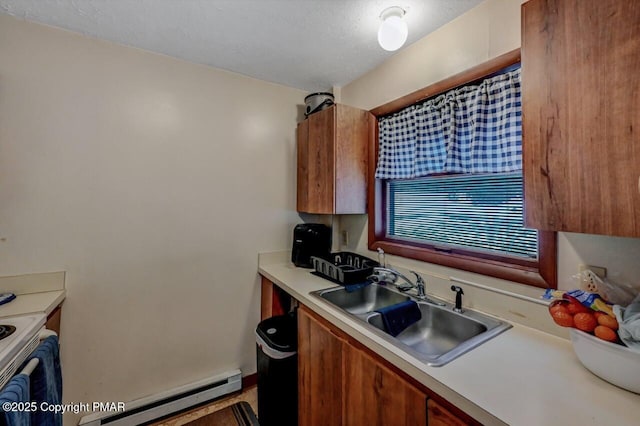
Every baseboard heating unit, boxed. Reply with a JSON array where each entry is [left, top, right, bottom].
[[79, 369, 242, 426]]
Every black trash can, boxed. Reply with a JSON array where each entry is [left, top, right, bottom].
[[256, 313, 298, 426]]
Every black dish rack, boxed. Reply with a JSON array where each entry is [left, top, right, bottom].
[[310, 252, 379, 285]]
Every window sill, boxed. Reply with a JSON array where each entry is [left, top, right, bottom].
[[369, 237, 556, 289]]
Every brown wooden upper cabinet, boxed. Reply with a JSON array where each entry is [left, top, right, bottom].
[[297, 104, 371, 214], [522, 0, 640, 237]]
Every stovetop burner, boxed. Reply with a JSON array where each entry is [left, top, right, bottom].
[[0, 325, 16, 341]]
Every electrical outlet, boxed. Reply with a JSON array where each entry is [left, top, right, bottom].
[[579, 264, 606, 278], [578, 264, 607, 292], [341, 230, 349, 246]]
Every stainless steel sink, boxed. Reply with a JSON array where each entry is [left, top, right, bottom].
[[311, 283, 511, 366], [316, 284, 410, 315]]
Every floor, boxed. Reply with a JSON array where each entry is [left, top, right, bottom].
[[151, 386, 258, 426]]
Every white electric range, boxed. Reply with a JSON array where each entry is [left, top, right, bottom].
[[0, 313, 46, 390]]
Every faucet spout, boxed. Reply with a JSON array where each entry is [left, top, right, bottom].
[[371, 267, 428, 300], [372, 267, 412, 287]]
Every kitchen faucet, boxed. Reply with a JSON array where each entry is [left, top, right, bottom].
[[370, 267, 428, 300], [370, 267, 446, 306]]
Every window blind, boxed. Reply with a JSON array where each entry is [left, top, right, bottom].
[[387, 172, 537, 259]]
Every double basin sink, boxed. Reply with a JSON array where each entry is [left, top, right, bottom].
[[311, 283, 511, 366]]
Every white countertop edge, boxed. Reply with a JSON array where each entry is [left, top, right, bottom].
[[43, 290, 66, 315], [259, 261, 640, 426], [0, 290, 66, 318]]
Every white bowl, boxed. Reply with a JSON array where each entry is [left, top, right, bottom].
[[570, 328, 640, 394]]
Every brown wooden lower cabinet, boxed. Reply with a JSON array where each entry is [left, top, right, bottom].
[[428, 399, 470, 426], [344, 343, 427, 425], [298, 305, 430, 426], [297, 305, 476, 426], [298, 304, 345, 426]]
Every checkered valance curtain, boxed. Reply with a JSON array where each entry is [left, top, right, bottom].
[[375, 67, 522, 179]]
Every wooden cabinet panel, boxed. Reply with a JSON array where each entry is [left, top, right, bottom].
[[344, 344, 426, 426], [306, 106, 335, 213], [260, 276, 291, 320], [298, 305, 428, 426], [298, 306, 344, 426], [427, 400, 468, 426], [334, 106, 369, 214], [296, 104, 370, 214], [46, 305, 62, 336], [522, 0, 640, 237], [296, 119, 310, 213]]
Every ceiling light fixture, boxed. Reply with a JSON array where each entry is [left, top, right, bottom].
[[377, 6, 408, 52]]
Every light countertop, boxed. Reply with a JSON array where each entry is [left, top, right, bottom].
[[259, 256, 640, 426], [0, 290, 66, 318], [0, 271, 65, 318]]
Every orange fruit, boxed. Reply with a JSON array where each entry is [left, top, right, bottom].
[[551, 311, 574, 327], [573, 312, 597, 332], [549, 301, 569, 316], [567, 301, 591, 315], [595, 312, 619, 330], [594, 325, 618, 342]]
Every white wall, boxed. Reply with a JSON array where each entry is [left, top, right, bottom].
[[0, 14, 304, 424], [340, 0, 640, 292]]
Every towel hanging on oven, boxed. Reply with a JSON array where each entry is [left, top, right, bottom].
[[22, 335, 62, 426], [0, 373, 30, 426]]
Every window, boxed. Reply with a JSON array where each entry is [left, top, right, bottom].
[[368, 50, 556, 288], [388, 173, 537, 259]]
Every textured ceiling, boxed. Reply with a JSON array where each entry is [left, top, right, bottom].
[[0, 0, 483, 92]]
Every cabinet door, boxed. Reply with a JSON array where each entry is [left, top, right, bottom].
[[522, 0, 640, 237], [298, 107, 336, 214], [427, 400, 468, 426], [296, 118, 310, 212], [334, 105, 369, 214], [298, 306, 344, 426], [344, 344, 427, 426]]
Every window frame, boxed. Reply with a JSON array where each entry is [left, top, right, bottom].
[[367, 49, 557, 289]]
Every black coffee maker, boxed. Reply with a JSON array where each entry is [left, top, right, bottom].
[[291, 224, 331, 268]]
